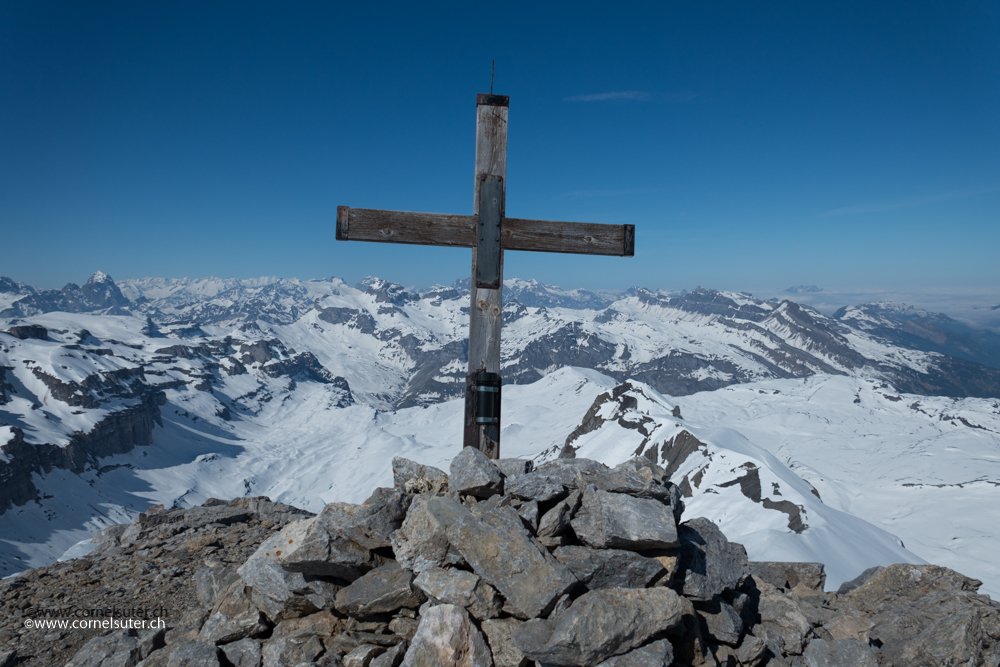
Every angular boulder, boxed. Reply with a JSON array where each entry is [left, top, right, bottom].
[[413, 567, 502, 620], [749, 561, 826, 592], [66, 629, 140, 667], [391, 494, 470, 573], [335, 563, 425, 617], [537, 490, 582, 539], [480, 618, 529, 667], [393, 457, 449, 494], [570, 488, 678, 550], [400, 604, 493, 667], [450, 446, 504, 499], [552, 546, 665, 590], [236, 558, 320, 622], [676, 517, 748, 601], [594, 638, 673, 667], [694, 598, 743, 646], [448, 506, 578, 619], [249, 488, 407, 579], [802, 638, 877, 667], [755, 580, 813, 656], [512, 587, 683, 666]]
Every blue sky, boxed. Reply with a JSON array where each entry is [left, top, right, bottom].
[[2, 1, 998, 295]]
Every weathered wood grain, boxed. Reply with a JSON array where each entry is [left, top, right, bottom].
[[503, 218, 634, 256], [339, 207, 632, 256], [466, 95, 508, 456], [338, 208, 475, 246]]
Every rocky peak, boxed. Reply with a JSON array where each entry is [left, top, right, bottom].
[[356, 277, 418, 306]]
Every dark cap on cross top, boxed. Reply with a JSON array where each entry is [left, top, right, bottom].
[[336, 93, 635, 458]]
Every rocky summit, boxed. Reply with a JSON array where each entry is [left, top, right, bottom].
[[2, 451, 999, 667]]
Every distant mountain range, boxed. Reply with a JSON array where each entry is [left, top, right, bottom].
[[3, 272, 1000, 411], [3, 271, 1000, 594]]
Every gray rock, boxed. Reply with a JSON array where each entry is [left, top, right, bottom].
[[695, 598, 743, 646], [676, 517, 748, 601], [835, 566, 882, 595], [261, 635, 323, 667], [219, 639, 262, 667], [391, 494, 470, 573], [226, 496, 315, 526], [165, 610, 211, 645], [393, 457, 449, 494], [370, 642, 408, 667], [237, 557, 320, 622], [534, 458, 671, 501], [749, 562, 826, 592], [165, 641, 221, 667], [139, 627, 167, 660], [825, 615, 874, 643], [503, 475, 567, 503], [802, 638, 877, 667], [570, 488, 678, 550], [846, 563, 982, 613], [469, 493, 518, 516], [552, 546, 665, 590], [269, 610, 342, 640], [867, 590, 1000, 667], [755, 580, 813, 656], [66, 629, 140, 667], [735, 634, 767, 667], [448, 506, 578, 619], [537, 490, 582, 539], [0, 652, 15, 667], [594, 638, 673, 667], [245, 489, 406, 580], [512, 587, 683, 666], [344, 644, 387, 667], [480, 618, 529, 667], [198, 609, 270, 645], [335, 563, 425, 617], [413, 567, 502, 620], [449, 447, 504, 499], [400, 604, 492, 667], [494, 458, 533, 478], [182, 506, 253, 530], [389, 617, 420, 641], [195, 565, 239, 607], [517, 500, 539, 532]]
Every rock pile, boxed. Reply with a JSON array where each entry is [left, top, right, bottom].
[[3, 448, 999, 667]]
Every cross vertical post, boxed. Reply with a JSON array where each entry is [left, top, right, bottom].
[[465, 94, 508, 458], [336, 92, 635, 461]]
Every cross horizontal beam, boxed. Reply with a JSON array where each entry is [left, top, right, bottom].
[[336, 206, 635, 257]]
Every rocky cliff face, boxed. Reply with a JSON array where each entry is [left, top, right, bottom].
[[0, 390, 164, 512], [1, 451, 997, 667]]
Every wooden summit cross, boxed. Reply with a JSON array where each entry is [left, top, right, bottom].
[[336, 93, 634, 459]]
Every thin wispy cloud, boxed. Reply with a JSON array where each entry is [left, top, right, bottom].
[[821, 185, 1000, 217], [564, 91, 650, 102]]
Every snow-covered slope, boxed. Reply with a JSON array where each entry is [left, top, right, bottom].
[[3, 272, 1000, 598], [3, 363, 999, 598]]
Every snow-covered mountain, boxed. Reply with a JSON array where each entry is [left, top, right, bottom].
[[2, 272, 1000, 598]]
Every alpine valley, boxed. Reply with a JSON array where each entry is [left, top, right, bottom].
[[2, 272, 999, 598]]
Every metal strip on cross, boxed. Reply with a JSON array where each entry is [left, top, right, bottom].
[[336, 93, 634, 458]]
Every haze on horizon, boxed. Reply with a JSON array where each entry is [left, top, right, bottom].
[[1, 2, 998, 296]]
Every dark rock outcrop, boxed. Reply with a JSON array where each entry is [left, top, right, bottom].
[[0, 390, 164, 512]]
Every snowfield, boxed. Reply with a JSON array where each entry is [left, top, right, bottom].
[[2, 366, 998, 598]]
